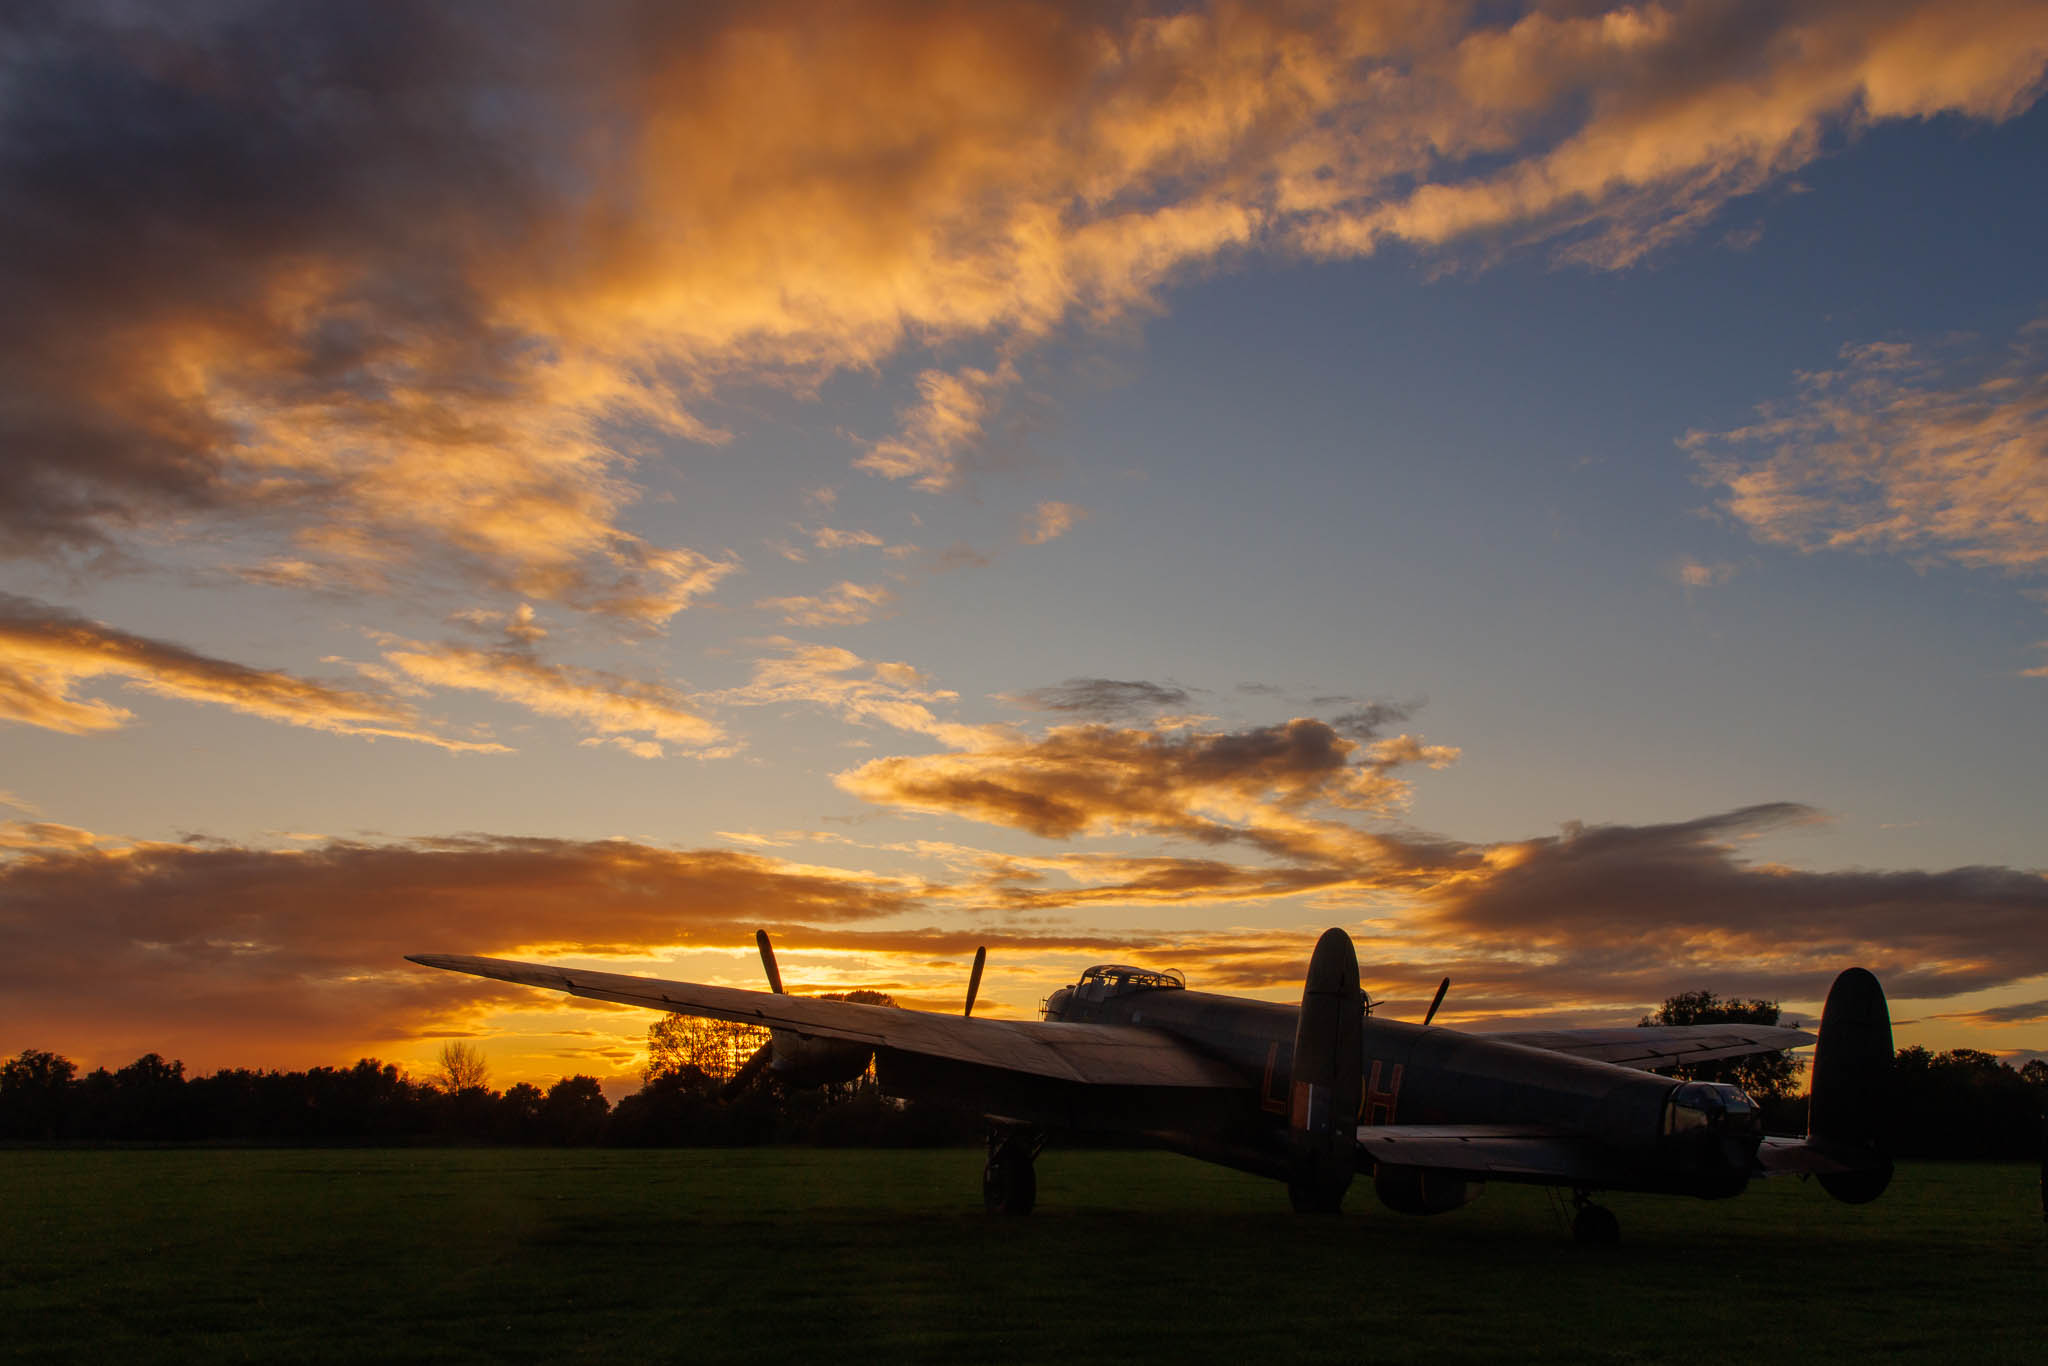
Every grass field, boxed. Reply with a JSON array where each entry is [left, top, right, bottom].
[[3, 1148, 2043, 1364]]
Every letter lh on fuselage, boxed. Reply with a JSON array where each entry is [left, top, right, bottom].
[[408, 926, 1892, 1242]]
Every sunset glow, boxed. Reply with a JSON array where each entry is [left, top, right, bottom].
[[4, 1, 2046, 1092]]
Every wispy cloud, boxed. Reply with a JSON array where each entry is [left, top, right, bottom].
[[1022, 501, 1088, 545], [710, 639, 991, 747], [1690, 323, 2048, 579], [0, 593, 498, 751], [756, 581, 894, 627], [5, 2, 2038, 592], [371, 637, 722, 756], [1931, 999, 2048, 1027], [1677, 558, 1738, 589], [1011, 678, 1195, 722]]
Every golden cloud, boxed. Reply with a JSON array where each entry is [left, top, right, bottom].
[[755, 581, 895, 628], [1022, 500, 1089, 545], [0, 827, 925, 1071], [837, 716, 1461, 865], [8, 801, 2046, 1073], [709, 638, 994, 747], [0, 593, 498, 751], [374, 636, 723, 755], [6, 2, 2039, 601], [1691, 324, 2048, 581]]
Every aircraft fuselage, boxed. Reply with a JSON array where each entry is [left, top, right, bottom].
[[1014, 980, 1757, 1199]]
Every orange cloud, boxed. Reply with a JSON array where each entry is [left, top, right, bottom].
[[6, 2, 2039, 595], [836, 716, 1461, 866], [0, 593, 498, 751], [1022, 500, 1089, 545], [1691, 324, 2048, 581], [0, 826, 924, 1071], [9, 800, 2046, 1074], [373, 636, 723, 755], [755, 581, 895, 627]]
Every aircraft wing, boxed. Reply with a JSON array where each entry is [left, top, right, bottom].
[[1484, 1024, 1815, 1071], [1353, 1124, 1620, 1184], [407, 954, 1248, 1090]]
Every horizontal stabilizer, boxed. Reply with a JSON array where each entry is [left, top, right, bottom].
[[1756, 1135, 1894, 1178]]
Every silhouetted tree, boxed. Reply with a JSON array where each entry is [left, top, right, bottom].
[[1639, 989, 1804, 1105], [113, 1054, 191, 1140], [495, 1081, 545, 1144], [645, 1014, 770, 1083], [435, 1042, 490, 1093], [1889, 1046, 2042, 1159], [0, 1048, 77, 1139], [538, 1075, 609, 1144]]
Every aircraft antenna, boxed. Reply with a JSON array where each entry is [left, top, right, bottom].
[[1423, 976, 1450, 1027]]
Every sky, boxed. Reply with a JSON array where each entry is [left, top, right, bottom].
[[3, 0, 2046, 1094]]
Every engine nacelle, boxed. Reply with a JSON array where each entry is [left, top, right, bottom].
[[767, 1031, 874, 1087], [1372, 1163, 1485, 1216]]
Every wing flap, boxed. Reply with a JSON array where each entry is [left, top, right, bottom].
[[409, 953, 1248, 1090], [1488, 1024, 1815, 1071], [1353, 1124, 1620, 1183]]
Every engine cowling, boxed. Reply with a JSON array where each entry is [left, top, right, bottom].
[[1372, 1163, 1484, 1215], [766, 1031, 874, 1087]]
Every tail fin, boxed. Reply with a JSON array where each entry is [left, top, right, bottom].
[[1807, 966, 1894, 1203]]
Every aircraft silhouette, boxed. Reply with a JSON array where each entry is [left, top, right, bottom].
[[410, 926, 1892, 1241]]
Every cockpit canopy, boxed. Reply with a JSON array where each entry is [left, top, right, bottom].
[[1078, 964, 1186, 994], [1042, 963, 1187, 1019]]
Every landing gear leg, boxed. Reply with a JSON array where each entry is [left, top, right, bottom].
[[1571, 1188, 1619, 1245], [983, 1124, 1041, 1215]]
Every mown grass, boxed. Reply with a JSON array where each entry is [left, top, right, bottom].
[[3, 1149, 2043, 1364]]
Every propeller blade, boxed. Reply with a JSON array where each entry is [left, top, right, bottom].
[[964, 945, 987, 1017], [755, 929, 785, 994], [723, 1042, 773, 1098], [1422, 976, 1450, 1027]]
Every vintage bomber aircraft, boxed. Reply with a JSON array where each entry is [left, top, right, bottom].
[[409, 926, 1893, 1241]]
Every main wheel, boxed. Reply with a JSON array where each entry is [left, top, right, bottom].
[[1571, 1202, 1620, 1245], [983, 1140, 1037, 1215], [1287, 1176, 1345, 1214]]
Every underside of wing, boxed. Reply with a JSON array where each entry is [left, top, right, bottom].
[[1485, 1024, 1816, 1071], [407, 953, 1249, 1091], [1352, 1124, 1622, 1184], [1755, 1134, 1891, 1176]]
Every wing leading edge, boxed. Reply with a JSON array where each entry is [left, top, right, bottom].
[[1490, 1024, 1816, 1071], [407, 953, 1249, 1091]]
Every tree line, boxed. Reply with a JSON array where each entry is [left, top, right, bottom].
[[0, 1032, 977, 1148], [1641, 989, 2047, 1158], [5, 989, 2043, 1155]]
